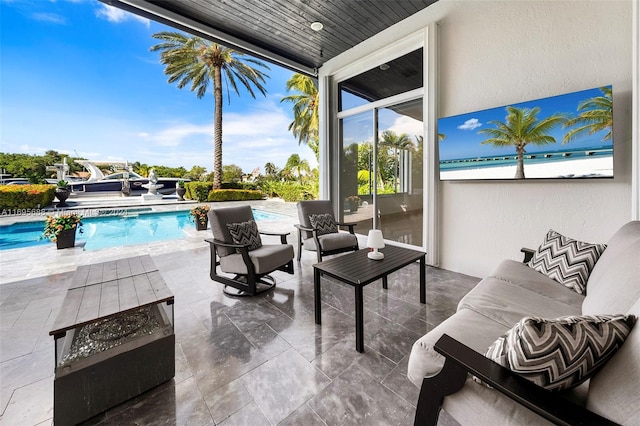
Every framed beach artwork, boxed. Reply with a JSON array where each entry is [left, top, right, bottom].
[[437, 85, 614, 180]]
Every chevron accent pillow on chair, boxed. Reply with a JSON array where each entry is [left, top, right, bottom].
[[309, 213, 338, 236], [227, 219, 262, 251], [484, 314, 636, 391], [527, 229, 607, 294]]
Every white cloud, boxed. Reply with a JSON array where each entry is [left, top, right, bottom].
[[457, 118, 482, 130], [31, 12, 66, 24], [95, 4, 150, 27], [387, 115, 424, 138]]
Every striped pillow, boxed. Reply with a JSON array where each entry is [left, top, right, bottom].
[[227, 220, 262, 251], [527, 229, 607, 294], [485, 314, 636, 391], [309, 213, 338, 236]]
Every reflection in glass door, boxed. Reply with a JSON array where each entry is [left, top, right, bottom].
[[340, 111, 374, 235], [340, 98, 423, 247], [377, 99, 423, 246]]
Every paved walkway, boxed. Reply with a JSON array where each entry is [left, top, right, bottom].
[[0, 197, 299, 286]]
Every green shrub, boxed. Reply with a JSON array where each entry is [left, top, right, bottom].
[[207, 189, 263, 202], [0, 184, 56, 210], [185, 182, 213, 202], [258, 180, 317, 202]]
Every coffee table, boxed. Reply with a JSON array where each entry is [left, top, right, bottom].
[[313, 245, 426, 352]]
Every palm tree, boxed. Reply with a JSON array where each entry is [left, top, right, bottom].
[[563, 86, 613, 144], [284, 154, 310, 180], [380, 130, 413, 191], [479, 106, 567, 179], [264, 162, 278, 178], [281, 73, 319, 160], [150, 32, 270, 189]]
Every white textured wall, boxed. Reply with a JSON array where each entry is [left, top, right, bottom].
[[321, 0, 634, 278]]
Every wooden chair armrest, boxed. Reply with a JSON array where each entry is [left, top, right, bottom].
[[294, 224, 313, 232], [204, 238, 247, 250], [259, 231, 290, 244], [335, 222, 357, 233], [521, 247, 535, 263], [416, 334, 616, 426]]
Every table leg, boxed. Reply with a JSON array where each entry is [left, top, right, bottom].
[[382, 275, 388, 289], [355, 285, 364, 353], [420, 255, 426, 304], [314, 268, 322, 324]]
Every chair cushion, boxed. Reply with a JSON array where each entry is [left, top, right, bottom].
[[484, 314, 636, 391], [302, 232, 357, 252], [309, 213, 338, 236], [527, 229, 607, 295], [219, 244, 294, 275], [227, 219, 262, 251], [297, 200, 334, 240], [209, 205, 254, 257]]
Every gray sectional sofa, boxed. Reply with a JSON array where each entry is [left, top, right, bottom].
[[408, 221, 640, 425]]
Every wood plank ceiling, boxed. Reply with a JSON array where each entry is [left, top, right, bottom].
[[103, 0, 438, 75]]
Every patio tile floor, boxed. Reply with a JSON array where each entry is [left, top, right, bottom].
[[0, 203, 480, 425]]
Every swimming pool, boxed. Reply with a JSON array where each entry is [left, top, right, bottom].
[[0, 208, 286, 251]]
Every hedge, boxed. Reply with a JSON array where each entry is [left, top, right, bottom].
[[184, 182, 213, 202], [0, 184, 56, 210], [207, 189, 263, 202]]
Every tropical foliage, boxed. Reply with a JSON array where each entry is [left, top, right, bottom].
[[151, 31, 270, 189], [479, 106, 567, 179], [0, 151, 85, 183], [563, 86, 613, 144], [43, 213, 83, 241], [281, 73, 319, 160]]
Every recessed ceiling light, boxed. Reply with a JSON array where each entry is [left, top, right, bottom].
[[310, 21, 324, 31], [379, 63, 390, 71]]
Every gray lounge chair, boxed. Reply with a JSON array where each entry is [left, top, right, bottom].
[[206, 205, 294, 296], [294, 200, 359, 263]]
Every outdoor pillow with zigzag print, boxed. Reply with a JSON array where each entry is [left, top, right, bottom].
[[527, 229, 607, 294], [482, 314, 636, 391]]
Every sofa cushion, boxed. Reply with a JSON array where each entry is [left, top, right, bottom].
[[587, 297, 640, 425], [407, 308, 510, 386], [309, 213, 338, 236], [527, 229, 607, 295], [458, 277, 583, 329], [489, 260, 586, 308], [485, 314, 636, 391], [219, 244, 294, 275], [227, 219, 262, 251], [583, 223, 640, 315]]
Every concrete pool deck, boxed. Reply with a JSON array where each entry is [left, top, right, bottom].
[[0, 196, 300, 286]]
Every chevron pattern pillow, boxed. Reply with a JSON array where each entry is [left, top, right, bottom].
[[309, 213, 338, 236], [527, 229, 607, 294], [227, 220, 262, 251], [485, 314, 636, 391]]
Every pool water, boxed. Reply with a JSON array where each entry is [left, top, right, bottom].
[[0, 208, 285, 251]]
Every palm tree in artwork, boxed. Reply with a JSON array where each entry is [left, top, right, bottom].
[[281, 73, 319, 160], [562, 86, 613, 145], [479, 106, 567, 179], [150, 32, 270, 189]]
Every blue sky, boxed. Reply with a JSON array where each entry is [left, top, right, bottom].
[[437, 86, 613, 161], [0, 0, 316, 174]]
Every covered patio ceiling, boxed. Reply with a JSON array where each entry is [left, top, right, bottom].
[[102, 0, 439, 75]]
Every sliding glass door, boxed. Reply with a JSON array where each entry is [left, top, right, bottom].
[[337, 48, 424, 247]]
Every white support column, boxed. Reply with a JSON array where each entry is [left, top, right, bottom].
[[424, 24, 439, 266], [632, 0, 639, 220]]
